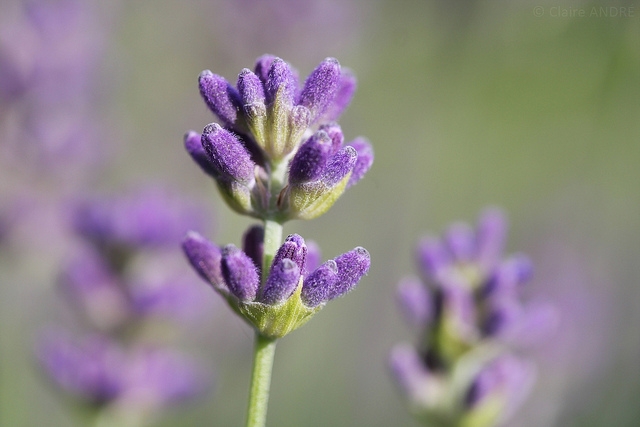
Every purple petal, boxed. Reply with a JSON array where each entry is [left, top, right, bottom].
[[254, 54, 277, 84], [198, 70, 241, 128], [288, 130, 332, 184], [242, 225, 264, 276], [416, 236, 451, 281], [237, 68, 265, 105], [304, 240, 322, 276], [388, 344, 431, 404], [346, 137, 374, 188], [184, 131, 217, 178], [221, 245, 259, 302], [297, 57, 341, 123], [265, 57, 297, 107], [321, 145, 357, 187], [201, 123, 255, 185], [318, 123, 344, 154], [396, 276, 432, 328], [445, 222, 476, 262], [327, 246, 370, 300], [271, 234, 307, 273], [322, 68, 357, 122], [476, 208, 508, 272], [300, 260, 338, 307], [259, 258, 301, 305], [182, 232, 225, 292]]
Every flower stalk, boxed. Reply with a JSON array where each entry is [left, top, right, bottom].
[[246, 333, 278, 427]]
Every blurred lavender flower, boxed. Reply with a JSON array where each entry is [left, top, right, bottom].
[[0, 0, 108, 178], [37, 331, 209, 411], [184, 229, 370, 339], [185, 55, 374, 221], [39, 187, 213, 423], [389, 208, 555, 427]]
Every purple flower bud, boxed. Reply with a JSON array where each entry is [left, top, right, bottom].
[[476, 208, 508, 272], [482, 298, 521, 336], [300, 260, 338, 307], [388, 344, 432, 405], [265, 58, 297, 107], [416, 236, 452, 281], [298, 57, 341, 123], [321, 145, 357, 187], [326, 247, 370, 300], [221, 245, 259, 302], [259, 258, 301, 305], [198, 70, 241, 128], [288, 130, 333, 184], [237, 68, 265, 105], [445, 222, 476, 262], [124, 347, 210, 405], [182, 232, 225, 292], [322, 69, 357, 122], [37, 332, 125, 405], [242, 225, 264, 276], [272, 234, 307, 273], [465, 355, 535, 422], [58, 250, 130, 330], [346, 137, 374, 188], [318, 123, 344, 154], [184, 131, 217, 178], [304, 240, 322, 276], [254, 54, 277, 85], [201, 123, 255, 185], [396, 276, 432, 329], [484, 254, 533, 296]]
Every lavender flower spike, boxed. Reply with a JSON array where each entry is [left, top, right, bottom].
[[221, 245, 259, 302], [298, 57, 341, 124], [199, 70, 241, 128]]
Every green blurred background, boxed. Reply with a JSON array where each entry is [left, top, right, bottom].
[[2, 0, 640, 426]]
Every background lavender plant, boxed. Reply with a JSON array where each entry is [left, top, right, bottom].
[[2, 1, 640, 427]]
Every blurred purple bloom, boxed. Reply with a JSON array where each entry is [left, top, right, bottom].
[[73, 187, 209, 252], [390, 208, 552, 426], [37, 332, 210, 408]]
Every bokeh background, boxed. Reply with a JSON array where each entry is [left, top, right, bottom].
[[1, 0, 639, 426]]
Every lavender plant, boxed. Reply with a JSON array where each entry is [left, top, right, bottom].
[[389, 208, 551, 427], [37, 188, 211, 427], [183, 55, 373, 427]]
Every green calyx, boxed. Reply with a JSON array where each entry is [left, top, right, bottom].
[[236, 279, 323, 339], [287, 172, 351, 220]]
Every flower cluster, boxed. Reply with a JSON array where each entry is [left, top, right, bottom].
[[183, 55, 373, 339], [184, 228, 369, 339], [37, 188, 211, 423], [389, 209, 551, 427], [184, 55, 373, 221]]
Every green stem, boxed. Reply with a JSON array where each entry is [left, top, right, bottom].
[[245, 333, 278, 427], [261, 219, 283, 283]]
